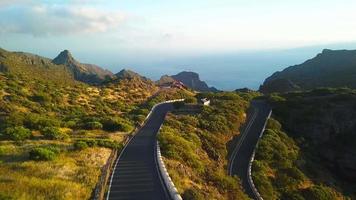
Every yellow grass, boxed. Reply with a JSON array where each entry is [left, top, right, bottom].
[[0, 141, 111, 200]]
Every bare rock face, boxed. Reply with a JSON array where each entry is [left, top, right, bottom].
[[52, 50, 114, 84]]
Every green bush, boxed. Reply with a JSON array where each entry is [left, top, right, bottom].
[[24, 114, 60, 130], [303, 185, 336, 200], [29, 147, 58, 161], [75, 139, 122, 149], [41, 127, 68, 140], [74, 141, 88, 150], [84, 121, 103, 130], [0, 193, 13, 200], [266, 118, 282, 130], [1, 126, 31, 141], [101, 117, 133, 132], [31, 92, 51, 103]]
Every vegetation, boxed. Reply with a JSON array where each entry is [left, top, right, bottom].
[[0, 49, 161, 199], [158, 92, 254, 199], [253, 88, 356, 199], [29, 146, 59, 161]]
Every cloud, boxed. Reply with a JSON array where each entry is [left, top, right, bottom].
[[0, 4, 126, 36]]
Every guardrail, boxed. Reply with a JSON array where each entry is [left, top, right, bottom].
[[154, 99, 184, 200], [104, 98, 184, 200], [247, 109, 272, 200], [156, 141, 183, 200]]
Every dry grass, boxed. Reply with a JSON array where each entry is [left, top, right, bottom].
[[0, 141, 111, 200]]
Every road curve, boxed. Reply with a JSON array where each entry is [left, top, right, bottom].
[[106, 103, 174, 200], [229, 100, 271, 199]]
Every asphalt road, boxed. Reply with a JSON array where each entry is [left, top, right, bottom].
[[229, 100, 271, 199], [107, 103, 173, 200]]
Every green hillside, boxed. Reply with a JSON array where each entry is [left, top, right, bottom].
[[252, 88, 356, 199], [0, 48, 162, 199], [260, 49, 356, 93]]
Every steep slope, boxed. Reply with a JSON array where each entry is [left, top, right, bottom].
[[257, 88, 356, 198], [260, 49, 356, 93], [163, 71, 217, 92], [0, 48, 75, 85], [52, 50, 114, 84]]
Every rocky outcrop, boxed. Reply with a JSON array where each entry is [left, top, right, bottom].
[[52, 50, 114, 84], [159, 71, 217, 92]]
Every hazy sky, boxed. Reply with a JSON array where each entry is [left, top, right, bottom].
[[1, 0, 356, 89]]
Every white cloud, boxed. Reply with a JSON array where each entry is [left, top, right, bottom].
[[0, 4, 126, 36]]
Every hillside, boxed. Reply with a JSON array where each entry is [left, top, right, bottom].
[[0, 48, 161, 199], [260, 49, 356, 93], [53, 50, 114, 84], [158, 71, 218, 92], [158, 92, 259, 199], [0, 48, 76, 85], [252, 88, 356, 199]]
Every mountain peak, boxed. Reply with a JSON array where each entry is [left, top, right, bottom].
[[116, 69, 143, 80], [52, 50, 75, 65]]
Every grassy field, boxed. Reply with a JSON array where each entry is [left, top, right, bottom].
[[0, 139, 115, 200]]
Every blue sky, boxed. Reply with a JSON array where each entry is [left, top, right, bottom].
[[1, 0, 356, 89]]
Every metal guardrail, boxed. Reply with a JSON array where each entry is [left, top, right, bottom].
[[247, 109, 272, 200]]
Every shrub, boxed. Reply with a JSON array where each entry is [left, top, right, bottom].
[[0, 193, 13, 200], [303, 185, 336, 200], [24, 114, 60, 130], [182, 188, 204, 200], [101, 118, 133, 132], [184, 97, 197, 104], [74, 141, 88, 150], [29, 147, 58, 161], [31, 92, 51, 103], [84, 121, 103, 130], [75, 139, 122, 149], [1, 126, 31, 141], [41, 127, 68, 140], [266, 118, 282, 131]]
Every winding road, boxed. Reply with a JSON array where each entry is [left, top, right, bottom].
[[229, 100, 271, 199], [106, 103, 173, 200]]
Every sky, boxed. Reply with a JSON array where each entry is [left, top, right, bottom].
[[1, 0, 356, 90]]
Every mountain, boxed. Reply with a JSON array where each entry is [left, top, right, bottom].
[[0, 48, 76, 85], [156, 75, 176, 86], [115, 69, 149, 81], [159, 71, 217, 92], [52, 50, 114, 84], [260, 49, 356, 93]]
